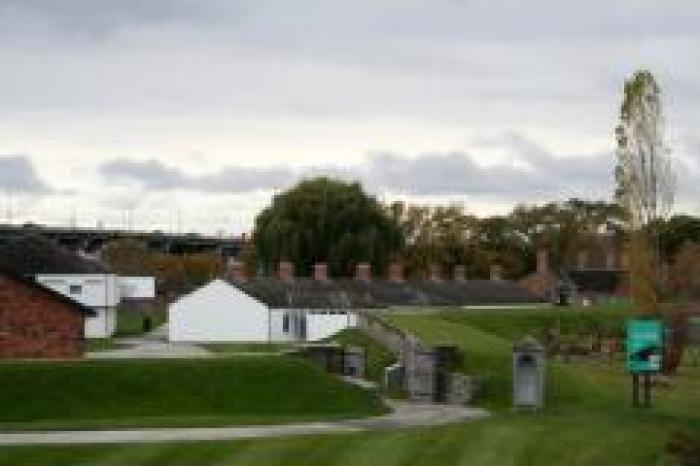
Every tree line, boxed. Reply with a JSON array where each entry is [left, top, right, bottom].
[[249, 177, 700, 286]]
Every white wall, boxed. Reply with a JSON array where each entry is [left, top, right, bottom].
[[119, 276, 156, 299], [168, 279, 271, 342], [307, 311, 357, 341], [269, 310, 302, 342], [36, 274, 119, 339], [270, 309, 357, 342], [168, 280, 359, 343], [84, 307, 117, 338], [36, 274, 119, 308]]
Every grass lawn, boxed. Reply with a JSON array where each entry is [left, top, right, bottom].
[[0, 357, 385, 431], [115, 303, 167, 337], [85, 339, 127, 352], [1, 305, 697, 465]]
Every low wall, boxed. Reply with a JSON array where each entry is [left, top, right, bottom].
[[356, 310, 473, 404]]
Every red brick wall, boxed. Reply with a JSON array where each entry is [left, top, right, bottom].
[[0, 275, 85, 359], [518, 272, 558, 300]]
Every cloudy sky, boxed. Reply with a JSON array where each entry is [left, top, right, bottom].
[[0, 0, 698, 235]]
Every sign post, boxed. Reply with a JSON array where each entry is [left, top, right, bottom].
[[626, 319, 663, 408]]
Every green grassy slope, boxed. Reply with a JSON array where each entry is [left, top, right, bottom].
[[0, 411, 690, 466], [115, 304, 167, 337], [324, 328, 397, 386], [0, 357, 384, 430], [1, 307, 697, 465]]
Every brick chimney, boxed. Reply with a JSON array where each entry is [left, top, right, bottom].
[[355, 262, 371, 282], [536, 249, 549, 275], [428, 263, 442, 281], [313, 262, 329, 281], [388, 262, 404, 282], [621, 247, 630, 271], [605, 249, 616, 270], [278, 261, 294, 282], [453, 265, 466, 281], [227, 259, 246, 282], [489, 264, 503, 282], [490, 263, 503, 281], [577, 250, 588, 270]]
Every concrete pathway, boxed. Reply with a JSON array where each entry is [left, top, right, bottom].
[[87, 324, 212, 359], [0, 401, 489, 446]]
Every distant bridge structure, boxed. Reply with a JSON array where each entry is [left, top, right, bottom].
[[0, 223, 245, 258]]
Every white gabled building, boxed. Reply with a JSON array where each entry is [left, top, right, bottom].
[[169, 279, 271, 342], [0, 235, 156, 339], [36, 273, 120, 338], [168, 279, 356, 343], [167, 260, 543, 344]]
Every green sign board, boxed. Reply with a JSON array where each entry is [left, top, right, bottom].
[[626, 319, 663, 373]]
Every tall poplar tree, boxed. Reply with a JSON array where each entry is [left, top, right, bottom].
[[615, 70, 675, 313]]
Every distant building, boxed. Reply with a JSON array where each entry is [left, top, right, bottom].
[[519, 248, 628, 305], [168, 261, 542, 343], [0, 269, 94, 358], [0, 235, 119, 338], [118, 276, 156, 302]]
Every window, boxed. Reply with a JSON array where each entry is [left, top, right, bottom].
[[282, 314, 290, 333], [68, 284, 82, 295], [299, 314, 307, 340]]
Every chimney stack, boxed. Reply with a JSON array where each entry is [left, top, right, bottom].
[[490, 263, 503, 281], [536, 249, 549, 275], [606, 249, 616, 270], [453, 265, 466, 281], [278, 261, 294, 282], [388, 262, 404, 282], [621, 246, 630, 271], [577, 250, 588, 270], [313, 262, 329, 281], [428, 263, 442, 281], [355, 262, 371, 282], [227, 259, 246, 282]]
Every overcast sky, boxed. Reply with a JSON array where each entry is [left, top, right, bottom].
[[0, 0, 698, 235]]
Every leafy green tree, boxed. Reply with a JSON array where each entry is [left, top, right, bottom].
[[253, 178, 403, 277], [660, 215, 700, 259]]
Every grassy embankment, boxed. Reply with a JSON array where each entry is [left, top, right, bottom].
[[0, 357, 385, 431], [114, 303, 167, 337], [324, 328, 397, 386], [1, 304, 698, 465]]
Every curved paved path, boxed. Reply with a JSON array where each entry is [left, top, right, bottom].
[[87, 324, 213, 359], [0, 401, 489, 446]]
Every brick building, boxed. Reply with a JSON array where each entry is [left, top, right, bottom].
[[0, 270, 94, 359]]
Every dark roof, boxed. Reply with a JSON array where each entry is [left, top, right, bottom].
[[565, 269, 627, 295], [232, 277, 542, 309], [0, 268, 96, 316], [0, 235, 109, 275]]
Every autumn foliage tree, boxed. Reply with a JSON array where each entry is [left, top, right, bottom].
[[614, 70, 675, 314]]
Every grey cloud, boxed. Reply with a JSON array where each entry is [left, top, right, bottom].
[[100, 159, 188, 189], [98, 134, 616, 201], [100, 159, 293, 193], [3, 1, 699, 42], [0, 0, 218, 39], [0, 155, 52, 193]]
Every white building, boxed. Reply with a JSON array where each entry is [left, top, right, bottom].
[[168, 260, 543, 344], [118, 276, 156, 300], [0, 235, 159, 339], [168, 279, 357, 343], [36, 273, 120, 338]]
